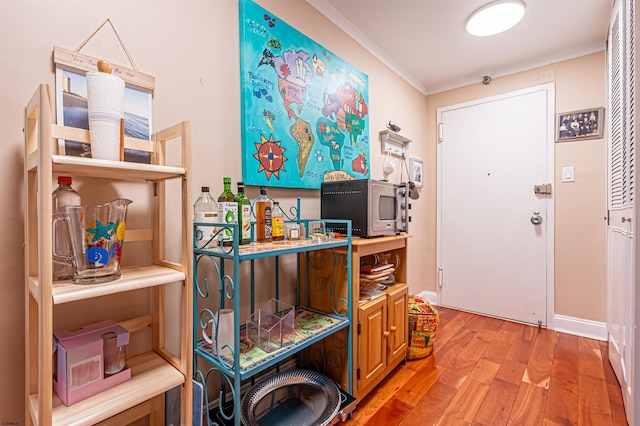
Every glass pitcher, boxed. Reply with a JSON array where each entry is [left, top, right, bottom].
[[53, 199, 132, 284]]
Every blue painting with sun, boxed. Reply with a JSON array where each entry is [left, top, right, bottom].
[[239, 0, 370, 189]]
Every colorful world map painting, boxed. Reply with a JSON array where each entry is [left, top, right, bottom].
[[239, 0, 370, 189]]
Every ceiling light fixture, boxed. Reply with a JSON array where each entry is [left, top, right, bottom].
[[466, 0, 526, 37]]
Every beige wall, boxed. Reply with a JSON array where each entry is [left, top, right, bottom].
[[425, 52, 607, 321], [0, 0, 606, 423], [0, 0, 428, 422]]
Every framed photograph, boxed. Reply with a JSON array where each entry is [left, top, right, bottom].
[[53, 46, 155, 163], [409, 157, 424, 188], [556, 107, 604, 142]]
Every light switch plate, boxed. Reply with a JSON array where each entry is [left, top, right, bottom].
[[562, 166, 575, 182]]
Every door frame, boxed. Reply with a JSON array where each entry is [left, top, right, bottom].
[[436, 83, 556, 328]]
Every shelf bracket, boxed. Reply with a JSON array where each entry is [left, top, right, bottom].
[[379, 130, 411, 157]]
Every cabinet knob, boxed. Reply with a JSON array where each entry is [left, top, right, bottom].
[[390, 326, 397, 332], [383, 331, 390, 337]]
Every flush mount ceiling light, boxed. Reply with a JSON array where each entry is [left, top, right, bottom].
[[466, 0, 526, 37]]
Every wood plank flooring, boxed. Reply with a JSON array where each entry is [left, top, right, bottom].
[[348, 306, 628, 426]]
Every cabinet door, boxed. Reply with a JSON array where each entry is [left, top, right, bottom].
[[358, 296, 387, 393], [387, 285, 408, 366]]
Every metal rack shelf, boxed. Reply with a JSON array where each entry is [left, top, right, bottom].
[[193, 219, 353, 426]]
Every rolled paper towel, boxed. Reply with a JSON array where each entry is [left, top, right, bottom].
[[86, 63, 125, 161]]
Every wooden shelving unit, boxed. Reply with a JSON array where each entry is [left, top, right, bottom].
[[305, 234, 410, 401], [350, 235, 409, 401], [24, 84, 193, 425]]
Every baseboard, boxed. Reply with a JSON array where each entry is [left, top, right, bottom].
[[414, 290, 438, 305], [415, 291, 608, 341], [553, 314, 607, 341]]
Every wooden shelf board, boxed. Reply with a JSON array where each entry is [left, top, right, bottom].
[[51, 155, 185, 181], [352, 234, 410, 257], [28, 265, 186, 305], [29, 351, 184, 426]]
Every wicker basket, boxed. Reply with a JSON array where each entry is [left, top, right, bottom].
[[406, 295, 440, 360]]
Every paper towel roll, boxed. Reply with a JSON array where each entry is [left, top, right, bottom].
[[86, 71, 125, 161]]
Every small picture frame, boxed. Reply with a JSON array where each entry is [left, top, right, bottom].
[[556, 107, 604, 142], [409, 157, 424, 188]]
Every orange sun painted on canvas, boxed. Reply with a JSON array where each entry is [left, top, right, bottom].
[[253, 134, 287, 180]]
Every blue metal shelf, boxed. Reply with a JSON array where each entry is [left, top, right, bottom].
[[192, 208, 352, 426], [194, 307, 349, 380]]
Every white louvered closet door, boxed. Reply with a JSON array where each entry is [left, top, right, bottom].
[[606, 0, 635, 423]]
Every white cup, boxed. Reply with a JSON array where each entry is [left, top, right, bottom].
[[203, 309, 234, 356]]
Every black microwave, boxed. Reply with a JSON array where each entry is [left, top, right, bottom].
[[320, 179, 410, 237]]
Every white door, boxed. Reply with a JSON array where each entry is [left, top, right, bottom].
[[437, 85, 554, 326], [606, 0, 635, 422]]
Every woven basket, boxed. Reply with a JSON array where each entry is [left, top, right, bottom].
[[406, 295, 440, 360]]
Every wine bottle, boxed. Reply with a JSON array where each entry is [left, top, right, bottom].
[[217, 177, 238, 247], [235, 182, 251, 245]]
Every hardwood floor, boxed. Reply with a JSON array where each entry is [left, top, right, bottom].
[[348, 306, 628, 426]]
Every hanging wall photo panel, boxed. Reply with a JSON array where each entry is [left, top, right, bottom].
[[53, 46, 154, 163], [239, 0, 370, 189]]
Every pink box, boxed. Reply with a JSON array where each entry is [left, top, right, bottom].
[[53, 320, 131, 406]]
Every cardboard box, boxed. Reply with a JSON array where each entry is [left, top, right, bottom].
[[53, 320, 131, 406]]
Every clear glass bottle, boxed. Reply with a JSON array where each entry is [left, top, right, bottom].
[[255, 186, 272, 243], [272, 201, 285, 241], [52, 176, 81, 280], [235, 182, 251, 245], [217, 177, 238, 247], [194, 186, 218, 248]]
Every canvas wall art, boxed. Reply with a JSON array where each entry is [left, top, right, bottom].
[[239, 0, 370, 189]]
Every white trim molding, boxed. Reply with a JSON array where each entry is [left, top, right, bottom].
[[553, 314, 607, 341]]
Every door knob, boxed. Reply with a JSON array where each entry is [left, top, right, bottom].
[[531, 212, 543, 225]]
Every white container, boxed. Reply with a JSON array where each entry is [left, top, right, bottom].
[[194, 186, 218, 248], [86, 70, 125, 161], [202, 309, 234, 357]]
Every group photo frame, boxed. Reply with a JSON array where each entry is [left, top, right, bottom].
[[556, 107, 604, 142]]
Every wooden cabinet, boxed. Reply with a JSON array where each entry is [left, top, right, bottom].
[[357, 284, 408, 398], [23, 84, 192, 425], [307, 235, 410, 401], [352, 235, 409, 401], [358, 295, 386, 388], [387, 286, 409, 365]]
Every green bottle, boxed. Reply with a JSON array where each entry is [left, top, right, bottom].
[[217, 177, 237, 247], [235, 182, 251, 245]]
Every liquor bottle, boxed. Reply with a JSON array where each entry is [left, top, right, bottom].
[[235, 182, 251, 245], [194, 186, 218, 248], [272, 201, 285, 241], [52, 176, 81, 280], [255, 186, 272, 243], [217, 177, 238, 247]]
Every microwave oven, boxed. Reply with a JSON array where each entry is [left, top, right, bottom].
[[320, 179, 410, 237]]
